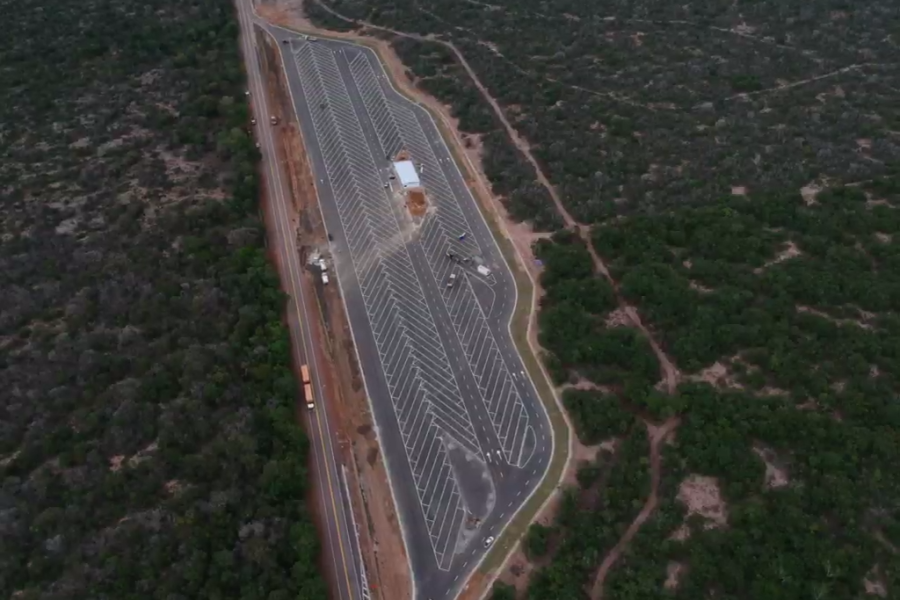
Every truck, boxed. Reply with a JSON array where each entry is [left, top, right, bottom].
[[304, 383, 314, 410], [477, 265, 491, 277], [300, 365, 314, 409]]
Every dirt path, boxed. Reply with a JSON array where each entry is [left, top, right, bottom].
[[588, 416, 681, 600]]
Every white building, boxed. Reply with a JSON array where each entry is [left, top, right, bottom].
[[392, 160, 420, 188]]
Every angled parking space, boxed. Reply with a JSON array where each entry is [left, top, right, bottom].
[[347, 52, 530, 466], [293, 41, 478, 568]]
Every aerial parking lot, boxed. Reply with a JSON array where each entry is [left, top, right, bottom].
[[268, 27, 552, 600]]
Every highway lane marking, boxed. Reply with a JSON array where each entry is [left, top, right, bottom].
[[241, 12, 356, 598]]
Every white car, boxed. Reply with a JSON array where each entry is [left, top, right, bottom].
[[483, 536, 495, 548], [245, 90, 250, 96]]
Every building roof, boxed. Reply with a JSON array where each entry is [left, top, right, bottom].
[[392, 160, 420, 188]]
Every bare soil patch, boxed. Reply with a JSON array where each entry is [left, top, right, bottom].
[[561, 377, 614, 395], [406, 187, 427, 217], [690, 360, 745, 391], [676, 474, 728, 529], [664, 561, 685, 590], [496, 548, 536, 599], [603, 308, 631, 329], [689, 280, 714, 294], [109, 455, 125, 472], [801, 180, 823, 205], [752, 444, 790, 490], [753, 240, 802, 274], [864, 565, 888, 597], [796, 304, 875, 330], [667, 523, 691, 542]]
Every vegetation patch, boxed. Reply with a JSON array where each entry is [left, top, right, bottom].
[[512, 180, 900, 599], [0, 0, 325, 597], [317, 0, 900, 223]]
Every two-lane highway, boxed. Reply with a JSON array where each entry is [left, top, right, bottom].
[[234, 2, 365, 599]]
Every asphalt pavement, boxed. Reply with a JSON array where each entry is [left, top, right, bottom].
[[257, 19, 553, 600], [235, 4, 366, 600]]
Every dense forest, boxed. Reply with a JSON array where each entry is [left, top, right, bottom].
[[312, 0, 900, 224], [306, 1, 900, 597], [486, 178, 900, 599], [0, 0, 325, 597]]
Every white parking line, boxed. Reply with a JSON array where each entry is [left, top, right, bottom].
[[293, 41, 482, 570]]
